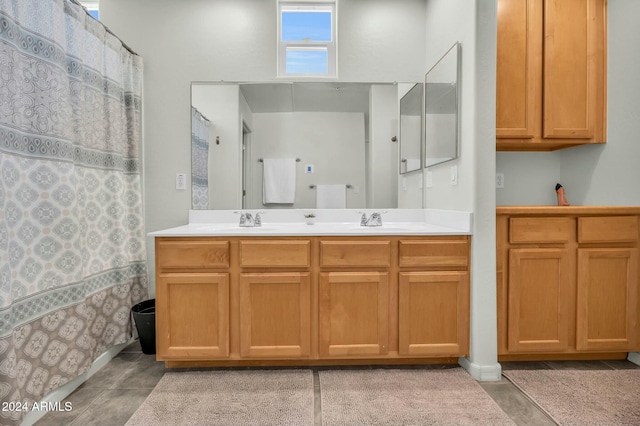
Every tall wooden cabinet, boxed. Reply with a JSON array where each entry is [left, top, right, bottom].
[[497, 208, 640, 360], [496, 0, 607, 151]]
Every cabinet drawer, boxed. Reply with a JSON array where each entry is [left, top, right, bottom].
[[578, 216, 639, 243], [240, 240, 310, 268], [156, 239, 229, 269], [510, 217, 572, 243], [320, 241, 390, 267], [398, 240, 469, 269]]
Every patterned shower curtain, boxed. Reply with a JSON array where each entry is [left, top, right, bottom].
[[191, 107, 210, 209], [0, 1, 147, 424]]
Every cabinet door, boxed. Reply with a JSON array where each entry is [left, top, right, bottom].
[[508, 248, 572, 352], [398, 272, 469, 356], [319, 272, 389, 357], [576, 248, 638, 351], [543, 0, 606, 140], [156, 273, 229, 359], [239, 273, 311, 358], [496, 0, 606, 150], [496, 0, 541, 139]]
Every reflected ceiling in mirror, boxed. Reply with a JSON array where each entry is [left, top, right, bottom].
[[191, 81, 421, 210], [424, 42, 461, 168]]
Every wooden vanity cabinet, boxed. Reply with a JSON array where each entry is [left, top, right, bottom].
[[155, 235, 470, 366], [238, 240, 312, 358], [155, 239, 230, 360], [496, 0, 607, 151], [576, 217, 639, 351], [398, 240, 470, 357], [318, 240, 391, 357], [497, 209, 640, 360]]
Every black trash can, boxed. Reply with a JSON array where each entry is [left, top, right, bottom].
[[131, 299, 156, 355]]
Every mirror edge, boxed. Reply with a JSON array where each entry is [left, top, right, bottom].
[[424, 41, 461, 169], [399, 82, 424, 175]]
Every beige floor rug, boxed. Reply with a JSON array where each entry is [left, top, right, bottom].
[[503, 369, 640, 425], [125, 369, 314, 425], [319, 367, 514, 425]]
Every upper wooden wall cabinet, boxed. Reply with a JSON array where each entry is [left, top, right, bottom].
[[496, 0, 607, 151]]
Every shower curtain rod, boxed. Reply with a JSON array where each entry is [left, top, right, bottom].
[[192, 107, 211, 123], [68, 0, 139, 56]]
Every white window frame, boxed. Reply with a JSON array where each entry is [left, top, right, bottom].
[[79, 0, 99, 18], [277, 1, 337, 78]]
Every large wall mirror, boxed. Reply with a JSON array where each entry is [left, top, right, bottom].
[[191, 81, 422, 210], [424, 42, 461, 168], [399, 83, 423, 174]]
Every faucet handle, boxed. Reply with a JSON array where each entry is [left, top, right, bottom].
[[356, 211, 367, 226], [236, 211, 247, 226], [254, 211, 265, 227], [234, 211, 252, 226]]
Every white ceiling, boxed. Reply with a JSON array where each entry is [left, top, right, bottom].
[[239, 82, 374, 115]]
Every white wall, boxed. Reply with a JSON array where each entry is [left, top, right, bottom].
[[424, 0, 499, 379], [368, 84, 399, 208], [248, 112, 366, 209], [101, 0, 426, 232], [497, 1, 640, 207]]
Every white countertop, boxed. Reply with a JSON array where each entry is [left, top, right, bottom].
[[148, 209, 473, 237]]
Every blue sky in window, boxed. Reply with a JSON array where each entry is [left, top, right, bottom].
[[88, 10, 99, 19], [282, 11, 331, 74], [282, 11, 331, 41], [286, 50, 328, 74]]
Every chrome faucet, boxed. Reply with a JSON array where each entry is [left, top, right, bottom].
[[235, 211, 263, 227], [239, 212, 254, 227], [357, 211, 385, 227]]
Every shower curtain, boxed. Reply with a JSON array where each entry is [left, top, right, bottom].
[[191, 107, 210, 209], [0, 1, 147, 424]]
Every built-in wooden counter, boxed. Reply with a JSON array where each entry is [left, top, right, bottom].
[[497, 206, 640, 361], [154, 235, 470, 368]]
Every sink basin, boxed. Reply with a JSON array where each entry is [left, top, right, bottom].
[[191, 224, 284, 232], [346, 225, 411, 232]]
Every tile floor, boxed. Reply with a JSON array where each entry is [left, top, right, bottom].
[[36, 342, 639, 426]]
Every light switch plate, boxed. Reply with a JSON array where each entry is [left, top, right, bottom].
[[450, 165, 458, 186], [176, 173, 186, 190]]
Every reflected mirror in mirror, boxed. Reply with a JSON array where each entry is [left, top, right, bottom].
[[425, 42, 461, 168], [399, 83, 423, 174], [191, 81, 422, 210]]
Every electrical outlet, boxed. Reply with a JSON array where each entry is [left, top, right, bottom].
[[176, 173, 186, 190], [496, 173, 504, 188]]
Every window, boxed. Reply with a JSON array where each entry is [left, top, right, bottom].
[[79, 0, 99, 19], [278, 2, 336, 77]]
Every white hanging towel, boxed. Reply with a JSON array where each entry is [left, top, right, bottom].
[[316, 184, 346, 209], [262, 158, 296, 204]]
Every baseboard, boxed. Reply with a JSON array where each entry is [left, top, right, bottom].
[[628, 352, 640, 366], [458, 357, 502, 381], [21, 340, 131, 426]]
